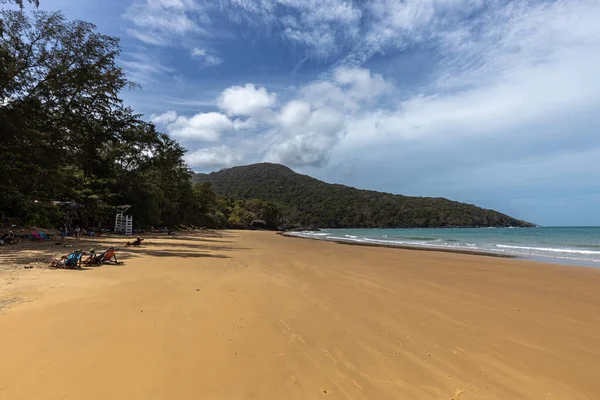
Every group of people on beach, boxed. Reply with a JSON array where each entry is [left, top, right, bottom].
[[1, 225, 148, 268], [60, 226, 87, 241], [50, 237, 145, 269], [50, 247, 121, 268]]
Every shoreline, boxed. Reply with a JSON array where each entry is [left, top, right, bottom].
[[281, 232, 517, 259], [281, 231, 600, 268]]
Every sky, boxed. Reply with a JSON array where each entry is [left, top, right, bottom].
[[34, 0, 600, 226]]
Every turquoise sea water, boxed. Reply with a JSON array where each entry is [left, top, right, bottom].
[[287, 227, 600, 266]]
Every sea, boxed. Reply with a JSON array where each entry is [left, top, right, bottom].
[[286, 227, 600, 267]]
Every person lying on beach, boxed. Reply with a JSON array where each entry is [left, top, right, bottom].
[[1, 232, 18, 245], [126, 237, 144, 247]]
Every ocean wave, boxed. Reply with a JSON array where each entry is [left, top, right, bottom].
[[292, 231, 328, 237], [285, 229, 600, 265], [496, 244, 600, 256]]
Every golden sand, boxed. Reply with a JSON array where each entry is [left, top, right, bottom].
[[1, 231, 599, 399]]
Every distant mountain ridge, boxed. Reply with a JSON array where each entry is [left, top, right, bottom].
[[194, 163, 534, 229]]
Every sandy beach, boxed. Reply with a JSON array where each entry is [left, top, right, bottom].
[[1, 231, 599, 400]]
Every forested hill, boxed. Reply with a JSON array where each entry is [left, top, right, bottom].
[[194, 163, 534, 229]]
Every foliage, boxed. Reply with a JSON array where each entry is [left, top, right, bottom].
[[204, 195, 279, 230], [194, 163, 535, 229], [1, 0, 39, 8], [0, 9, 213, 230]]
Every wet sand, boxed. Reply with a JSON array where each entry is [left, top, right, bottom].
[[1, 231, 599, 399]]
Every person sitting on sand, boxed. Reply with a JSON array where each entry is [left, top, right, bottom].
[[81, 249, 96, 265], [126, 237, 144, 247], [50, 250, 82, 268], [50, 255, 69, 267]]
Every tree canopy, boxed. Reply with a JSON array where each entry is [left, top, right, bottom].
[[0, 9, 214, 230]]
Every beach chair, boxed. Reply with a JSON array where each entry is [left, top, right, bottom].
[[51, 252, 83, 269], [39, 232, 52, 240], [96, 248, 123, 265], [67, 252, 83, 268], [31, 231, 44, 242]]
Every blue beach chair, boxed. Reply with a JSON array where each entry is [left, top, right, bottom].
[[39, 232, 51, 240], [51, 251, 83, 269]]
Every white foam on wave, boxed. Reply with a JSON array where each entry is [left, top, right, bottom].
[[287, 231, 328, 237], [496, 244, 600, 256]]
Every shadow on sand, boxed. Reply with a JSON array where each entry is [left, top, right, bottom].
[[139, 241, 247, 252], [157, 236, 233, 244], [124, 248, 230, 259]]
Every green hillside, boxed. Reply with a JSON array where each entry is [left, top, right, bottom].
[[194, 163, 534, 229]]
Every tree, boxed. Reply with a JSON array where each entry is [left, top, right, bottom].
[[0, 9, 217, 230], [1, 10, 129, 219], [1, 0, 39, 7], [0, 1, 39, 35]]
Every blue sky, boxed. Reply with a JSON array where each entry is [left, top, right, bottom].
[[37, 0, 600, 226]]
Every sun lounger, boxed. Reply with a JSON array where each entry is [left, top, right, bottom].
[[39, 232, 53, 240], [84, 248, 122, 265], [99, 248, 122, 265], [51, 252, 83, 269], [31, 231, 44, 242]]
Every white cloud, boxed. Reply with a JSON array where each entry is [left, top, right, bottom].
[[123, 0, 208, 45], [120, 53, 174, 85], [218, 84, 277, 117], [150, 110, 178, 125], [257, 66, 393, 166], [333, 67, 392, 101], [337, 0, 600, 150], [125, 28, 169, 46], [299, 66, 393, 112], [232, 118, 257, 131], [276, 0, 362, 57], [278, 100, 312, 129], [301, 81, 350, 110], [266, 106, 346, 167], [152, 111, 233, 141], [148, 66, 392, 167], [185, 145, 243, 168], [191, 47, 223, 67], [341, 0, 485, 65], [121, 0, 485, 61]]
